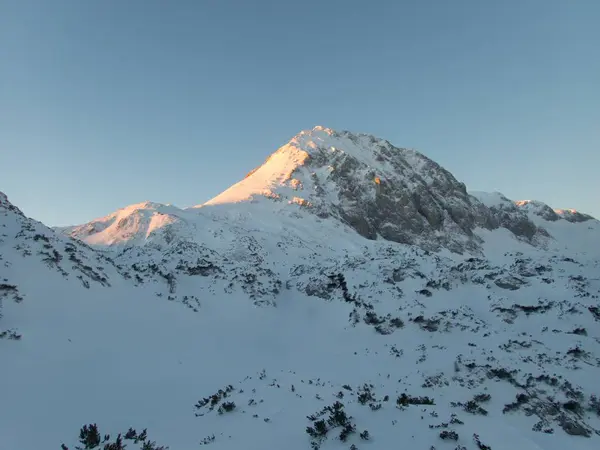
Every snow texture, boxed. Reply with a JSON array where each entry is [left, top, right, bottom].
[[2, 127, 599, 450]]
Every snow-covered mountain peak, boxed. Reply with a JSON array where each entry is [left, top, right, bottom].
[[515, 199, 596, 223], [202, 126, 438, 208], [515, 199, 563, 222], [120, 200, 170, 211], [197, 128, 553, 253], [288, 126, 430, 173], [515, 199, 546, 208], [298, 124, 336, 137], [59, 200, 185, 247]]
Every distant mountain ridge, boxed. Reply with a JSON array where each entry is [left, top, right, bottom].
[[58, 126, 595, 255]]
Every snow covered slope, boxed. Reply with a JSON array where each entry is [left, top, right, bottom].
[[0, 191, 125, 296], [513, 198, 600, 257], [2, 128, 600, 450]]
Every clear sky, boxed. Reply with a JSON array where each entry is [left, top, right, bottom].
[[1, 0, 599, 226]]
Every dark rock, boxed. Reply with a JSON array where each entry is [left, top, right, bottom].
[[494, 276, 526, 290]]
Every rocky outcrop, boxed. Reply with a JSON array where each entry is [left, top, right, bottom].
[[265, 128, 548, 253], [555, 209, 595, 223], [0, 191, 25, 218], [515, 200, 596, 223], [515, 200, 561, 222], [470, 191, 549, 242]]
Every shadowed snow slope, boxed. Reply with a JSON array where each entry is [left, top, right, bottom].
[[2, 127, 600, 450]]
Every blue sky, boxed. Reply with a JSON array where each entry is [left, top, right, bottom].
[[1, 0, 599, 226]]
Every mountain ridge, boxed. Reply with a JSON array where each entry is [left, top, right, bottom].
[[58, 127, 595, 255], [2, 127, 600, 450]]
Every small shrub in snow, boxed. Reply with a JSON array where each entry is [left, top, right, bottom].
[[338, 422, 356, 442], [566, 346, 585, 358], [389, 317, 404, 328], [199, 434, 215, 445], [357, 385, 375, 405], [449, 413, 464, 425], [503, 393, 529, 414], [306, 419, 328, 438], [396, 393, 435, 407], [61, 424, 167, 450], [363, 311, 384, 325], [452, 393, 490, 416], [439, 430, 459, 441], [473, 433, 492, 450], [218, 401, 236, 414], [0, 328, 22, 340], [195, 384, 235, 416], [72, 423, 100, 449], [306, 401, 361, 449], [451, 400, 488, 416], [473, 393, 491, 403], [571, 327, 587, 336]]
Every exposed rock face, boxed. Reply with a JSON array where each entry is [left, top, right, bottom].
[[0, 192, 25, 218], [515, 200, 596, 223], [515, 200, 561, 222], [555, 209, 595, 223], [303, 130, 493, 252], [470, 191, 549, 242], [494, 275, 526, 290], [202, 126, 547, 253]]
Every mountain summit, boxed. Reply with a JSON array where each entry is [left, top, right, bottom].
[[199, 126, 547, 253], [60, 127, 595, 255]]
